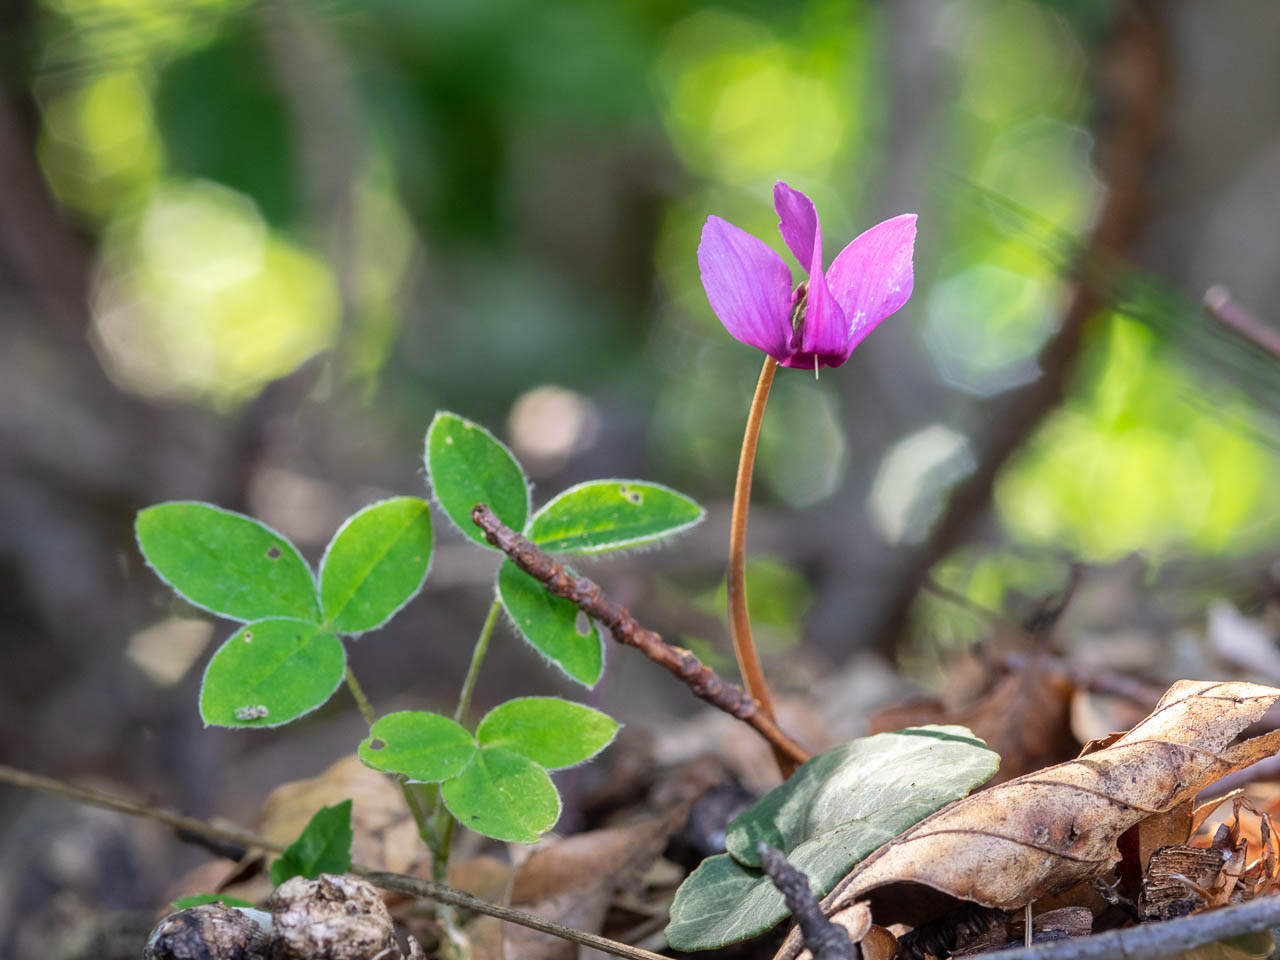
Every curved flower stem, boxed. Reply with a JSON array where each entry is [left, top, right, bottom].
[[729, 356, 794, 775]]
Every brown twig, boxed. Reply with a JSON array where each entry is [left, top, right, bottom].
[[1203, 285, 1280, 362], [969, 892, 1280, 960], [366, 872, 669, 960], [758, 843, 855, 960], [0, 763, 289, 855], [470, 503, 812, 767], [0, 764, 668, 960]]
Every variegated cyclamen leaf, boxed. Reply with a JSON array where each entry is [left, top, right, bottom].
[[665, 725, 999, 951]]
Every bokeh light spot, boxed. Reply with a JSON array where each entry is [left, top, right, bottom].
[[91, 180, 338, 407], [924, 263, 1060, 395]]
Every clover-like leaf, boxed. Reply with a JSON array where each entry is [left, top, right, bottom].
[[497, 561, 603, 687], [665, 726, 999, 951], [426, 412, 529, 548], [269, 800, 353, 886], [476, 697, 619, 770], [137, 502, 320, 622], [358, 711, 477, 783], [528, 480, 704, 554], [319, 497, 433, 636], [440, 746, 560, 843], [199, 619, 346, 728]]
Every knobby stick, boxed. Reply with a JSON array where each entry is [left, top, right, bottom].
[[469, 503, 811, 766], [0, 764, 667, 960]]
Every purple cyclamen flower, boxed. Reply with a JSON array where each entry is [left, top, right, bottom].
[[698, 182, 917, 371]]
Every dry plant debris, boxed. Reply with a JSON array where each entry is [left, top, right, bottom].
[[147, 874, 427, 960], [776, 679, 1280, 960], [869, 658, 1079, 784]]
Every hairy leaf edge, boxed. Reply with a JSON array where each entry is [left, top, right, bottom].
[[198, 618, 345, 730], [529, 478, 706, 555], [136, 500, 320, 624], [424, 411, 533, 547], [317, 496, 434, 637], [475, 694, 622, 770]]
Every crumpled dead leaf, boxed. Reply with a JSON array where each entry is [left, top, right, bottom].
[[777, 680, 1280, 960], [257, 754, 422, 876], [168, 754, 421, 908], [489, 808, 687, 960]]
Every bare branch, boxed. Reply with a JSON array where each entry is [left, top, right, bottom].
[[470, 503, 811, 767], [758, 844, 855, 960]]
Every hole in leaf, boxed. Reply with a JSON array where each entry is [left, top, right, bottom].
[[626, 491, 642, 504], [243, 632, 253, 642], [265, 546, 282, 560], [575, 611, 592, 636], [368, 738, 385, 751]]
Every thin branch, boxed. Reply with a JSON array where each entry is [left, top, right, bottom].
[[366, 872, 669, 960], [0, 763, 668, 960], [0, 763, 289, 856], [971, 893, 1280, 960], [758, 844, 855, 960], [470, 503, 811, 767], [1203, 285, 1280, 362]]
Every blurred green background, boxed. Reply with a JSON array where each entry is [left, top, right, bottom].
[[3, 0, 1280, 951]]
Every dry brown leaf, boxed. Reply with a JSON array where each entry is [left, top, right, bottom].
[[1117, 799, 1193, 895], [861, 924, 898, 960], [500, 809, 686, 960], [258, 754, 421, 875], [870, 660, 1078, 784], [776, 680, 1280, 960], [167, 754, 421, 909]]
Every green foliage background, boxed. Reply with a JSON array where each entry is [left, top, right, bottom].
[[5, 1, 1280, 950], [9, 0, 1280, 765]]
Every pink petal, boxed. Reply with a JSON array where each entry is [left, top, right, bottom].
[[773, 182, 819, 268], [826, 213, 917, 350], [698, 215, 794, 360], [782, 215, 849, 369]]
